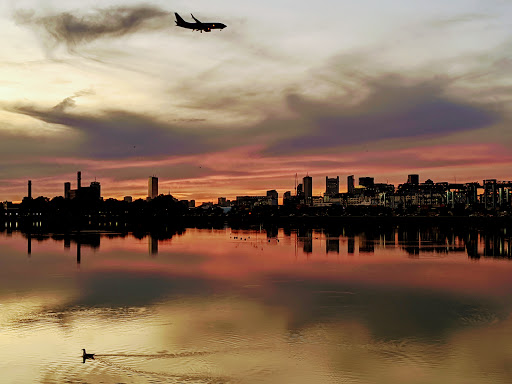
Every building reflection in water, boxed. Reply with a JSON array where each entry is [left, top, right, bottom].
[[326, 236, 340, 254], [359, 235, 375, 253], [148, 235, 158, 256], [297, 228, 313, 254], [27, 233, 31, 256], [347, 237, 355, 254], [14, 225, 512, 261], [286, 225, 511, 259]]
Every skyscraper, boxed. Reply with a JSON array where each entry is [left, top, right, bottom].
[[325, 176, 339, 196], [148, 176, 158, 200], [64, 182, 71, 199], [303, 176, 312, 205], [347, 175, 354, 194], [90, 181, 101, 200], [267, 190, 278, 206], [407, 174, 419, 185]]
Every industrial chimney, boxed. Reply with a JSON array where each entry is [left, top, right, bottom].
[[77, 171, 81, 189], [28, 180, 32, 199]]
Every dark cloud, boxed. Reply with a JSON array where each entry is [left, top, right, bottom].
[[263, 75, 499, 155], [7, 101, 212, 159], [14, 5, 171, 50], [52, 89, 94, 112]]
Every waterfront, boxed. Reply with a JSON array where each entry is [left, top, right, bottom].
[[1, 227, 512, 383]]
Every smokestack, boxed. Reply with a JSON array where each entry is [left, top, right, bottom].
[[77, 171, 81, 189], [28, 180, 32, 199]]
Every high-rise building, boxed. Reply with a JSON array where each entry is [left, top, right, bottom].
[[407, 174, 419, 185], [359, 177, 375, 188], [283, 191, 291, 203], [90, 181, 101, 200], [28, 180, 32, 200], [347, 175, 355, 194], [325, 176, 339, 196], [267, 190, 278, 206], [296, 183, 303, 196], [77, 171, 81, 189], [303, 176, 312, 205], [64, 182, 71, 199], [148, 176, 158, 200]]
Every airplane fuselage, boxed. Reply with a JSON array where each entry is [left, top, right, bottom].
[[175, 13, 226, 32]]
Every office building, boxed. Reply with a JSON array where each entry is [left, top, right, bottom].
[[64, 182, 71, 199], [267, 190, 278, 206], [296, 183, 303, 196], [325, 176, 339, 197], [359, 177, 375, 188], [347, 175, 354, 194], [148, 176, 158, 200], [407, 174, 419, 185], [90, 181, 101, 199], [303, 176, 312, 205]]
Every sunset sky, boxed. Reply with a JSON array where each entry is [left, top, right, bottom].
[[1, 0, 512, 203]]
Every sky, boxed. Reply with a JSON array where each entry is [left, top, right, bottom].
[[1, 0, 512, 203]]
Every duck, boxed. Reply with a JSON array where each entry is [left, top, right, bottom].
[[82, 349, 95, 360]]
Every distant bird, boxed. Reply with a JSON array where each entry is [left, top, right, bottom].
[[82, 349, 95, 363]]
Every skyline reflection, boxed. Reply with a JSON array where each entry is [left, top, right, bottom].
[[9, 225, 512, 260], [1, 227, 512, 383]]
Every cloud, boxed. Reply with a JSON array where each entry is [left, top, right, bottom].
[[52, 89, 94, 112], [6, 99, 213, 159], [263, 74, 500, 155], [14, 5, 172, 51]]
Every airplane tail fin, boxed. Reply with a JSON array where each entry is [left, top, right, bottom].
[[175, 13, 185, 26]]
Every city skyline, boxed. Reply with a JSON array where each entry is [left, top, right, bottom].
[[1, 1, 512, 203], [4, 170, 511, 205]]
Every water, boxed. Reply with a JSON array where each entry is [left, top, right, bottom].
[[1, 226, 512, 383]]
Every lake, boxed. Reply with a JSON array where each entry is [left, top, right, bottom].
[[1, 225, 512, 383]]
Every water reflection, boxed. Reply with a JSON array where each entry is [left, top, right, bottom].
[[2, 227, 512, 383], [16, 226, 512, 262], [148, 235, 158, 256]]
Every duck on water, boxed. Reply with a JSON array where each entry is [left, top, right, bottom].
[[82, 349, 95, 363]]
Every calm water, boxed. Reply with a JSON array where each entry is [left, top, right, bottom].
[[1, 226, 512, 383]]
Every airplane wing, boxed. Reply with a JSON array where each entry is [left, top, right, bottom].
[[191, 14, 202, 23]]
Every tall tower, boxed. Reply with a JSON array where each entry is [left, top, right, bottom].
[[347, 175, 354, 194], [303, 175, 312, 205], [64, 182, 71, 199], [77, 171, 82, 189], [325, 176, 339, 196], [28, 180, 32, 199], [90, 181, 101, 200], [148, 176, 158, 200]]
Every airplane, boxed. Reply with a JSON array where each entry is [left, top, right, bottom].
[[175, 13, 227, 33]]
